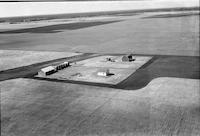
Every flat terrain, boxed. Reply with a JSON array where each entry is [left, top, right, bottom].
[[0, 50, 80, 71], [0, 11, 199, 56], [0, 9, 199, 136], [75, 55, 152, 69], [40, 66, 134, 85], [1, 77, 199, 136], [0, 50, 198, 90], [36, 55, 152, 84]]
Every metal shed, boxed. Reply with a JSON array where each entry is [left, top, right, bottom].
[[38, 66, 56, 76], [56, 61, 70, 70]]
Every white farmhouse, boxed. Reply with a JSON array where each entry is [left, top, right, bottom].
[[97, 69, 110, 77]]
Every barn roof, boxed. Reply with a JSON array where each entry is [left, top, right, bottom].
[[41, 66, 55, 72]]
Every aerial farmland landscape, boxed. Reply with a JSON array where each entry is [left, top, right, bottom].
[[0, 0, 200, 136]]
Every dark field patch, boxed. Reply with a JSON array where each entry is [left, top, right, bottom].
[[0, 53, 96, 81], [111, 13, 140, 17], [0, 54, 199, 90], [116, 56, 200, 90], [1, 7, 198, 24], [33, 55, 199, 90], [143, 12, 200, 19], [0, 20, 122, 34]]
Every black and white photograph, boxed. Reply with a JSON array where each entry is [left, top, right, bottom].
[[0, 0, 199, 136]]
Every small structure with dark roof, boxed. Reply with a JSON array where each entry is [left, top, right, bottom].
[[106, 57, 115, 62], [122, 54, 135, 62]]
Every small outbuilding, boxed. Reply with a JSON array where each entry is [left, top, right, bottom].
[[97, 69, 110, 77], [56, 61, 70, 70], [122, 54, 135, 62], [38, 66, 57, 76]]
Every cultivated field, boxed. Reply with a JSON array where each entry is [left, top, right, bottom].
[[0, 8, 199, 136], [0, 10, 199, 56], [1, 77, 199, 136], [0, 50, 81, 71]]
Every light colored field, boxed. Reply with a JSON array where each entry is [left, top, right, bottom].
[[0, 21, 71, 32], [1, 77, 199, 136], [46, 66, 134, 84], [0, 12, 199, 56], [76, 55, 152, 69], [0, 50, 81, 71], [37, 55, 151, 84], [0, 1, 198, 17], [0, 16, 120, 32]]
